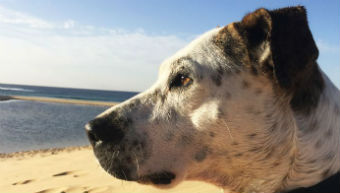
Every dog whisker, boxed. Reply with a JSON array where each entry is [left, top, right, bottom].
[[223, 119, 234, 141]]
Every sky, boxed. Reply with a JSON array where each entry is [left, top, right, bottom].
[[0, 0, 338, 92]]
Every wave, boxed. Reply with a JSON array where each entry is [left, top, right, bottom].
[[0, 87, 34, 92]]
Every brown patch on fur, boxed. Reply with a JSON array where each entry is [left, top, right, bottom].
[[218, 6, 324, 115], [213, 23, 249, 67]]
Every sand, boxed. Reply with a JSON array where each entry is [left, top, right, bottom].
[[10, 95, 118, 106], [0, 146, 221, 193]]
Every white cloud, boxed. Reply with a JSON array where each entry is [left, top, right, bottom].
[[0, 6, 190, 91], [0, 6, 54, 29], [63, 20, 75, 29]]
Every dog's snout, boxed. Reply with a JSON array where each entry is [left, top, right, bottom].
[[85, 116, 125, 146]]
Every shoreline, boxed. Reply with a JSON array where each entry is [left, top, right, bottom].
[[1, 95, 118, 106]]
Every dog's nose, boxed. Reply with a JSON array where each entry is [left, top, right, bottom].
[[85, 116, 125, 147]]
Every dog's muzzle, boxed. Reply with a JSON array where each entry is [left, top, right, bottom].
[[85, 115, 136, 180], [85, 114, 176, 185]]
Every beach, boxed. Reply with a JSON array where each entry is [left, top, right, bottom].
[[0, 96, 221, 193], [0, 146, 221, 193]]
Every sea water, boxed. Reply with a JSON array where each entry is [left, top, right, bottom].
[[0, 84, 138, 153]]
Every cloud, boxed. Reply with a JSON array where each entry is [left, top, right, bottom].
[[63, 20, 75, 29], [0, 6, 190, 91], [0, 6, 54, 29]]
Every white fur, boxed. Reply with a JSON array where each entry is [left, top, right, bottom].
[[94, 26, 340, 193]]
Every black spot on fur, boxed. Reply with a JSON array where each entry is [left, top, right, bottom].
[[314, 139, 324, 149], [211, 74, 222, 86], [151, 89, 165, 103], [255, 88, 263, 95], [248, 133, 257, 139], [217, 64, 224, 76], [250, 65, 258, 76], [166, 107, 178, 121], [127, 99, 141, 109], [225, 92, 231, 99], [272, 162, 281, 167], [231, 142, 239, 146], [322, 152, 335, 161], [234, 153, 243, 157], [324, 129, 333, 138], [194, 147, 209, 162], [209, 132, 215, 137], [242, 80, 250, 89], [165, 131, 174, 141]]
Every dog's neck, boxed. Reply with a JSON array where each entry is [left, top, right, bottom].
[[284, 72, 340, 191]]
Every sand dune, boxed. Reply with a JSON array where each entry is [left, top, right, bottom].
[[0, 146, 221, 193]]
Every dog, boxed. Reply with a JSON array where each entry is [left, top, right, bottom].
[[85, 6, 340, 193]]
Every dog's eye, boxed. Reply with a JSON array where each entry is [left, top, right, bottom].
[[169, 74, 193, 89]]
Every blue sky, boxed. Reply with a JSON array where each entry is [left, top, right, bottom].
[[0, 0, 338, 91]]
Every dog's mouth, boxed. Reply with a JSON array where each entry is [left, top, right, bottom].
[[107, 166, 176, 185], [99, 158, 176, 185], [109, 168, 176, 186], [92, 143, 177, 186], [138, 171, 176, 185]]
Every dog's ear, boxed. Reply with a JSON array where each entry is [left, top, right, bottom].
[[234, 6, 324, 113], [234, 8, 272, 62]]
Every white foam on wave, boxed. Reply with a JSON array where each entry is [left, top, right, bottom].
[[0, 87, 34, 92]]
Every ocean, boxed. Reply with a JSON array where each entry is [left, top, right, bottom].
[[0, 83, 138, 153]]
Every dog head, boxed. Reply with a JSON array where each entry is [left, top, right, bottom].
[[86, 6, 323, 192]]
